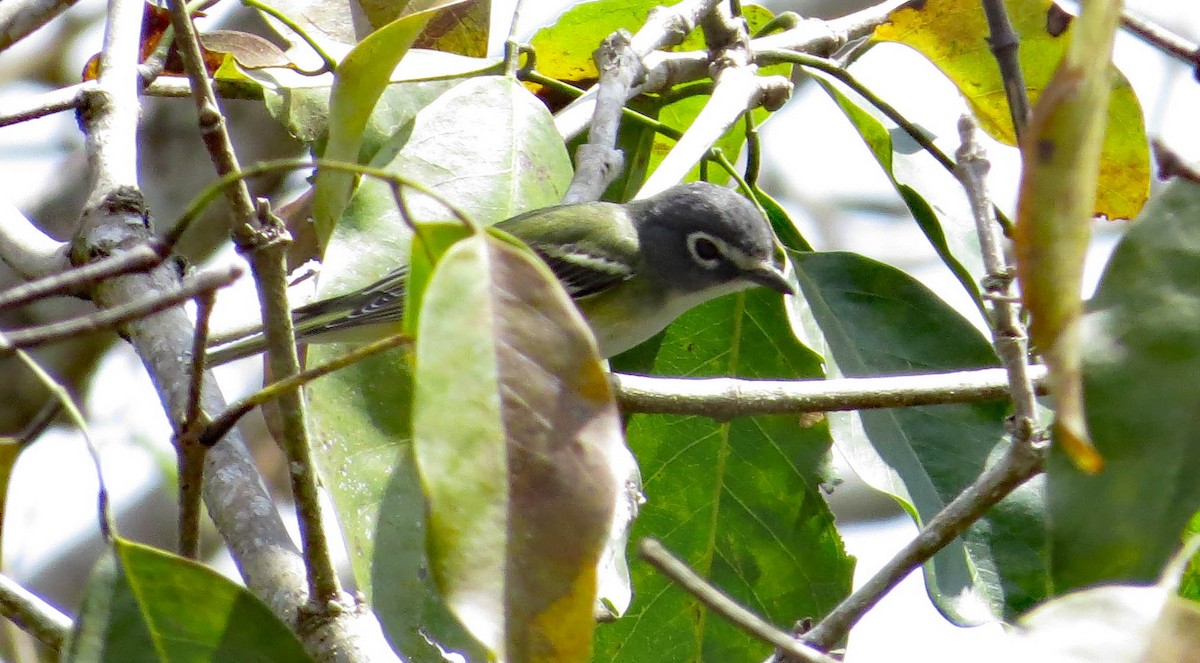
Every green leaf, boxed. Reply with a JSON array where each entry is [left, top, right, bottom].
[[305, 75, 571, 660], [814, 76, 985, 315], [316, 75, 571, 318], [872, 0, 1149, 222], [1050, 180, 1200, 592], [792, 251, 1048, 623], [65, 539, 311, 662], [412, 233, 625, 662], [307, 344, 482, 661], [598, 289, 853, 661], [405, 222, 474, 337], [312, 0, 470, 245]]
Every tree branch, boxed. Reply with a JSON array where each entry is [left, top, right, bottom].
[[0, 0, 80, 52], [612, 365, 1048, 417], [0, 201, 70, 280], [640, 539, 839, 663], [1121, 9, 1200, 74], [639, 3, 791, 196], [0, 266, 239, 352], [561, 30, 637, 203], [554, 0, 722, 141], [0, 241, 164, 310], [164, 2, 394, 660], [0, 573, 71, 652], [798, 113, 1051, 653], [981, 0, 1031, 141]]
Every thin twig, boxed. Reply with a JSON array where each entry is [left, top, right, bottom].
[[981, 0, 1031, 141], [166, 0, 348, 622], [186, 291, 214, 429], [639, 539, 839, 663], [0, 242, 165, 311], [799, 113, 1052, 652], [501, 0, 526, 78], [200, 333, 412, 447], [0, 82, 90, 128], [0, 573, 71, 651], [640, 3, 791, 196], [1152, 138, 1200, 185], [956, 116, 1041, 430], [176, 289, 216, 559], [802, 443, 1042, 649], [0, 0, 83, 52], [761, 50, 1015, 234], [612, 365, 1047, 418], [15, 399, 62, 447], [554, 0, 722, 141], [0, 266, 240, 352], [1121, 9, 1200, 73]]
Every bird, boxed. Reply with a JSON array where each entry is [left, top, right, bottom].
[[207, 181, 793, 365]]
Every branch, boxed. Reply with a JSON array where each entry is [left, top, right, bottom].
[[0, 0, 80, 52], [62, 0, 347, 656], [798, 113, 1052, 653], [0, 573, 71, 652], [0, 82, 90, 128], [955, 116, 1042, 437], [1152, 138, 1200, 185], [164, 3, 392, 659], [639, 3, 791, 196], [0, 266, 239, 352], [561, 30, 637, 203], [1120, 9, 1200, 74], [612, 365, 1048, 417], [0, 201, 70, 280], [554, 0, 722, 141], [0, 241, 165, 311], [640, 539, 839, 663], [802, 439, 1042, 650], [981, 0, 1031, 141]]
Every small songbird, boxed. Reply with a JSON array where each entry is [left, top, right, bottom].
[[207, 182, 793, 364]]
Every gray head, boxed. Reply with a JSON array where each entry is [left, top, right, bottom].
[[627, 182, 793, 296]]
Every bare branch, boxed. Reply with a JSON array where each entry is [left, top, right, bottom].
[[0, 201, 70, 280], [1121, 9, 1200, 73], [0, 242, 164, 310], [0, 0, 81, 52], [164, 4, 387, 658], [612, 365, 1048, 418], [0, 573, 71, 651], [981, 0, 1032, 140], [0, 82, 88, 128], [639, 4, 791, 196], [0, 266, 240, 352], [802, 442, 1042, 650], [799, 113, 1052, 652], [640, 539, 839, 663]]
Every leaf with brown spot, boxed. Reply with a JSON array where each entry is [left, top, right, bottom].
[[1012, 0, 1126, 473], [412, 232, 630, 661]]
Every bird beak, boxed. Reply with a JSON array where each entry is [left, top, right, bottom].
[[745, 260, 794, 295]]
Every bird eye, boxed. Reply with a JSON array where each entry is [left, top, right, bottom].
[[688, 233, 722, 268]]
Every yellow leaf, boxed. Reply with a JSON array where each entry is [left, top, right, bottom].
[[874, 0, 1149, 221]]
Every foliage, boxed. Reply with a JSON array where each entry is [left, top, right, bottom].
[[2, 0, 1198, 662]]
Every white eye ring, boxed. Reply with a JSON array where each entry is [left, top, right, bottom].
[[687, 232, 724, 269]]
